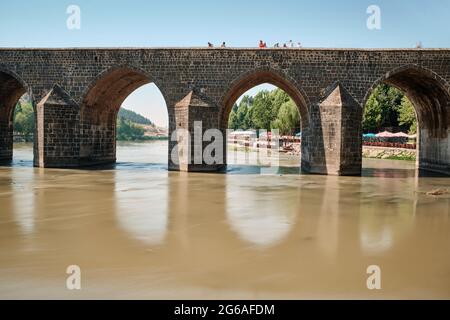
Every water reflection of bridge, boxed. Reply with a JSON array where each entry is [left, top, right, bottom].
[[1, 164, 449, 298]]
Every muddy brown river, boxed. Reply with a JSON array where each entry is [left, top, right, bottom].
[[0, 141, 449, 299]]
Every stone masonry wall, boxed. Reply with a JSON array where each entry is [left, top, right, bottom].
[[37, 102, 80, 167], [0, 48, 449, 174]]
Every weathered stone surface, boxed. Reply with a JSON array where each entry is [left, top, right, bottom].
[[0, 68, 26, 163], [0, 48, 449, 175], [309, 82, 362, 175], [36, 85, 80, 167], [171, 90, 222, 172]]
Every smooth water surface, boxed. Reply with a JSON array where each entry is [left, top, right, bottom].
[[0, 141, 449, 299]]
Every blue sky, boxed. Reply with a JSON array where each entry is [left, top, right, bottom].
[[1, 0, 449, 126], [1, 0, 449, 48]]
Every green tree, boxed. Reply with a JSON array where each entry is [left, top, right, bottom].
[[397, 96, 417, 134], [118, 107, 153, 125], [228, 96, 256, 130], [116, 117, 146, 141], [236, 103, 249, 129], [13, 102, 35, 141], [271, 88, 291, 112], [271, 99, 300, 135], [362, 93, 383, 132], [251, 90, 277, 130], [243, 104, 255, 129], [363, 84, 404, 132], [227, 88, 300, 134], [228, 107, 240, 130]]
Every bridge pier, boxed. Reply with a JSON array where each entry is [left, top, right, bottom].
[[78, 107, 117, 167], [0, 70, 26, 164], [169, 91, 224, 172], [0, 111, 13, 163], [306, 83, 362, 176], [418, 129, 450, 175], [35, 85, 80, 168]]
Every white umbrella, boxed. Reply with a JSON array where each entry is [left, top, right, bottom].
[[376, 131, 395, 137], [392, 132, 410, 138]]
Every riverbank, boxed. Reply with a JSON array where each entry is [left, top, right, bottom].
[[229, 143, 417, 161], [362, 146, 416, 161]]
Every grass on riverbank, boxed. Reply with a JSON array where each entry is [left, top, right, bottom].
[[364, 154, 416, 161], [382, 155, 415, 161]]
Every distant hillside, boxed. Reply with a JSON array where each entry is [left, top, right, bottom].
[[116, 107, 167, 141], [118, 108, 153, 125]]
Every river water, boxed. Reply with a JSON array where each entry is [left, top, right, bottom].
[[0, 141, 449, 299]]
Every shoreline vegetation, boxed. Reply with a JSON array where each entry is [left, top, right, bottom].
[[116, 108, 168, 141], [13, 97, 34, 142]]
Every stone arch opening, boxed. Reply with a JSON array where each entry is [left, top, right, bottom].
[[220, 69, 310, 130], [80, 66, 168, 165], [220, 69, 310, 170], [0, 69, 34, 164], [363, 66, 450, 174]]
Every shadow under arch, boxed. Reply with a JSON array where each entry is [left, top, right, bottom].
[[362, 64, 450, 175], [79, 65, 169, 165], [0, 66, 34, 164]]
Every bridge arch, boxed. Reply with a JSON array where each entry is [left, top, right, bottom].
[[0, 66, 30, 95], [218, 67, 311, 171], [80, 65, 168, 164], [80, 65, 169, 107], [363, 64, 450, 137], [219, 68, 310, 129], [0, 66, 33, 163], [362, 64, 450, 174]]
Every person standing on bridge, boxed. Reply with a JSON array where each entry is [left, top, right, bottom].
[[208, 42, 214, 48], [221, 42, 226, 48]]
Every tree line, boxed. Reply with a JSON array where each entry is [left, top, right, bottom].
[[118, 108, 153, 126], [228, 89, 300, 135], [363, 84, 417, 134], [228, 85, 417, 135], [13, 101, 34, 141], [116, 116, 147, 141]]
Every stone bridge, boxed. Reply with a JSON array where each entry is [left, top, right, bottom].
[[0, 48, 449, 175]]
